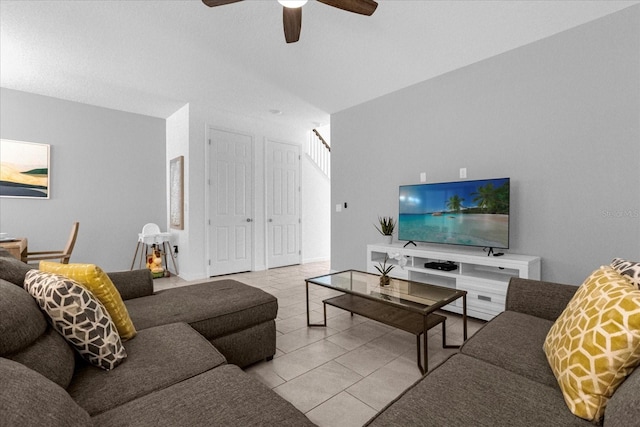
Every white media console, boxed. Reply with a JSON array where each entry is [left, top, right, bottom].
[[366, 244, 541, 321]]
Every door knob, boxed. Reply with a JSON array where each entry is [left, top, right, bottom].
[[246, 218, 253, 222], [268, 219, 273, 222]]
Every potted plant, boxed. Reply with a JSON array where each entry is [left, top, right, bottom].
[[375, 216, 396, 244], [375, 254, 394, 286]]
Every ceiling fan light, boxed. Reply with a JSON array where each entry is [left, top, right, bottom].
[[278, 0, 307, 8]]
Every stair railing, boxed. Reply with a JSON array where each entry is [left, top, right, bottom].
[[308, 129, 331, 178]]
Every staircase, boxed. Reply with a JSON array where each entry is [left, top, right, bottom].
[[307, 128, 331, 178]]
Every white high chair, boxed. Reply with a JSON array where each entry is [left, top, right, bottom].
[[130, 223, 178, 275]]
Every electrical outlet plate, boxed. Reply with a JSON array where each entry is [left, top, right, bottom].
[[460, 168, 467, 179]]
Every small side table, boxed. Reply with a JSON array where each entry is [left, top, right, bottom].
[[0, 238, 28, 262]]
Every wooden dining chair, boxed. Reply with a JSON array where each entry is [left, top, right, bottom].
[[24, 222, 80, 265]]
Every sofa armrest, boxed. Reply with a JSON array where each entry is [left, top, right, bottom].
[[505, 277, 578, 321], [107, 269, 154, 300]]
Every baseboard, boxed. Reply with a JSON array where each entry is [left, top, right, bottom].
[[303, 256, 330, 264]]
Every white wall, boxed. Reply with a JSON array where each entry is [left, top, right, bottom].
[[0, 88, 166, 271], [165, 104, 190, 275], [167, 104, 331, 280], [331, 6, 640, 284], [302, 154, 331, 263]]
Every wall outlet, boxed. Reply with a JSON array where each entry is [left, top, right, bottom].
[[460, 168, 467, 179], [420, 172, 427, 182], [336, 204, 342, 212]]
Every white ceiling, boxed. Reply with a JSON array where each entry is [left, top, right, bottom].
[[1, 0, 637, 129]]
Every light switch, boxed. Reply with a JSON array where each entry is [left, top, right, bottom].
[[460, 168, 467, 179], [336, 204, 342, 212], [420, 172, 427, 182]]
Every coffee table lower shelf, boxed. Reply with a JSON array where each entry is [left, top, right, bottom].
[[318, 293, 457, 374]]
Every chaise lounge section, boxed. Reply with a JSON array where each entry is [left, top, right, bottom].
[[108, 270, 277, 368]]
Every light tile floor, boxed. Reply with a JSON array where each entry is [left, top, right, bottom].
[[154, 262, 486, 427]]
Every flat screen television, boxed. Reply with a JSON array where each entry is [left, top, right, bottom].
[[398, 177, 510, 249]]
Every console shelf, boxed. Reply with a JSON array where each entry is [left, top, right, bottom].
[[367, 244, 541, 321]]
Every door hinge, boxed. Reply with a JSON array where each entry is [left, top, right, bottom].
[[299, 250, 301, 255], [208, 259, 211, 266], [298, 155, 301, 160], [208, 219, 211, 225], [298, 218, 301, 223], [208, 179, 211, 185], [208, 139, 211, 145]]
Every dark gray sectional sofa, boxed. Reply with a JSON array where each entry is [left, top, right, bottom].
[[0, 249, 314, 426], [366, 278, 640, 426]]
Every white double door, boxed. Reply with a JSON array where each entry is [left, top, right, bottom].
[[208, 130, 300, 276]]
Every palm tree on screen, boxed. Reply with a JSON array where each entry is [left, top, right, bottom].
[[446, 195, 464, 213], [471, 183, 497, 213]]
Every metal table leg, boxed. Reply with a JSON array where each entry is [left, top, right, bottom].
[[416, 316, 429, 375], [306, 281, 326, 327]]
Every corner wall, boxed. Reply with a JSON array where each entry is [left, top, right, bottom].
[[0, 88, 166, 271], [331, 6, 640, 284]]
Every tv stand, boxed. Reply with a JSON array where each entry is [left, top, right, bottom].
[[367, 244, 541, 321]]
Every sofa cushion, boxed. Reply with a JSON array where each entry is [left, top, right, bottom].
[[603, 364, 640, 426], [365, 354, 590, 427], [0, 250, 32, 286], [24, 270, 127, 371], [0, 357, 91, 427], [460, 310, 558, 388], [107, 269, 154, 300], [544, 266, 640, 422], [125, 279, 277, 339], [0, 278, 47, 355], [7, 326, 76, 389], [92, 364, 316, 427], [611, 257, 640, 288], [40, 261, 137, 340], [68, 322, 226, 416]]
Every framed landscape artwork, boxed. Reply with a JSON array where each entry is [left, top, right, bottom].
[[169, 155, 184, 230], [0, 139, 50, 199]]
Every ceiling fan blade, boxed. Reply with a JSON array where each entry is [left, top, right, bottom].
[[317, 0, 377, 16], [202, 0, 243, 7], [283, 7, 302, 44]]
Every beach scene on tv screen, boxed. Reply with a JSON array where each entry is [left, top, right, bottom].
[[399, 178, 509, 248]]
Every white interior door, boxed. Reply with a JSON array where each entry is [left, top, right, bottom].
[[209, 128, 253, 276], [266, 140, 300, 268]]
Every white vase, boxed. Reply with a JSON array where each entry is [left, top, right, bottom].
[[384, 235, 393, 245]]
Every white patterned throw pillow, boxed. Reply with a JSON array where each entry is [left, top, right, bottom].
[[611, 258, 640, 288], [23, 270, 127, 371]]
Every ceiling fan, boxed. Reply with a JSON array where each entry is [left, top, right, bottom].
[[202, 0, 378, 43]]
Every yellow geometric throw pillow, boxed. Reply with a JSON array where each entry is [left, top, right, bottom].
[[39, 262, 137, 340], [543, 265, 640, 422]]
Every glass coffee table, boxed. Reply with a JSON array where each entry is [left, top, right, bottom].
[[305, 270, 467, 374]]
